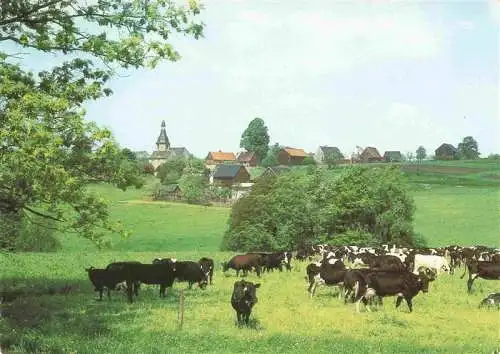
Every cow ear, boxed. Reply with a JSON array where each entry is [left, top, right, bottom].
[[254, 283, 261, 288]]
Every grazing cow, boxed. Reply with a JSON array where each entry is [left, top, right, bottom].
[[309, 258, 347, 298], [355, 268, 436, 313], [199, 257, 214, 284], [231, 280, 260, 326], [174, 261, 208, 289], [412, 255, 450, 276], [86, 266, 127, 301], [478, 293, 500, 309], [223, 254, 262, 277], [460, 260, 500, 293], [106, 262, 176, 303]]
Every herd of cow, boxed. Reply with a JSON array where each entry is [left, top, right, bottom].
[[86, 244, 500, 326]]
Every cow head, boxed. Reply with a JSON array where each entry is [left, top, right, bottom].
[[417, 267, 437, 293], [232, 280, 261, 305]]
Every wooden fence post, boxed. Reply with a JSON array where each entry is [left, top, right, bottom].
[[178, 289, 184, 329]]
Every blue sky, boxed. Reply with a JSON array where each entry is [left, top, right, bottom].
[[7, 0, 500, 158]]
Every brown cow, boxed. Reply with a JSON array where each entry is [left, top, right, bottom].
[[223, 254, 262, 277]]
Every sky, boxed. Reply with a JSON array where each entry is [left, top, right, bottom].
[[7, 0, 500, 158]]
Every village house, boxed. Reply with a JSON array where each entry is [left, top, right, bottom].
[[210, 164, 251, 188], [277, 147, 307, 165], [435, 143, 458, 160], [359, 146, 383, 163], [314, 146, 344, 164], [236, 151, 258, 167], [383, 151, 403, 163], [205, 151, 236, 169], [149, 120, 191, 170]]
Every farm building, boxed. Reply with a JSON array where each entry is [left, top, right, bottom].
[[435, 143, 458, 160], [236, 151, 258, 167], [359, 147, 383, 163], [383, 151, 403, 162], [149, 120, 191, 170], [314, 146, 344, 164], [259, 166, 291, 179], [205, 151, 237, 169], [154, 184, 183, 200], [210, 164, 251, 187], [277, 147, 307, 165]]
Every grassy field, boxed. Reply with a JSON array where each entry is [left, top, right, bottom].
[[1, 160, 499, 353]]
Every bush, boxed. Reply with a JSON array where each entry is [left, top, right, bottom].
[[221, 165, 417, 251]]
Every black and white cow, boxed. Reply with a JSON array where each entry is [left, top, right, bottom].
[[478, 292, 500, 309], [199, 257, 214, 285], [308, 257, 347, 298], [354, 267, 436, 312]]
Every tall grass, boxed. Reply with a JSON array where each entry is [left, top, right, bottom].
[[1, 252, 498, 353]]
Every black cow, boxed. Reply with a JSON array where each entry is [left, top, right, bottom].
[[354, 268, 436, 312], [174, 261, 208, 289], [369, 255, 406, 272], [223, 254, 262, 277], [478, 292, 500, 309], [86, 266, 127, 301], [231, 280, 260, 326], [106, 261, 176, 303], [343, 268, 382, 306], [460, 260, 500, 293], [251, 252, 291, 273], [199, 257, 214, 284]]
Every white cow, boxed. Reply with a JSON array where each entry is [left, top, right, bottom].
[[413, 254, 450, 275]]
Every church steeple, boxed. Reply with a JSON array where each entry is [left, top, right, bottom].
[[156, 120, 170, 151]]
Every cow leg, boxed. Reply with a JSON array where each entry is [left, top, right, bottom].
[[244, 311, 250, 325], [160, 284, 166, 298], [356, 296, 366, 313], [395, 296, 403, 309], [99, 289, 104, 301], [467, 274, 478, 293], [126, 280, 134, 303], [310, 280, 318, 298], [405, 297, 413, 312], [337, 285, 344, 300], [236, 269, 240, 277], [107, 288, 111, 300], [188, 282, 193, 289], [236, 312, 242, 326]]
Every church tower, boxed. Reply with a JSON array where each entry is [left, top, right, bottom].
[[156, 120, 170, 151]]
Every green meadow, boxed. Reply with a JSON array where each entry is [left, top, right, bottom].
[[1, 161, 499, 353]]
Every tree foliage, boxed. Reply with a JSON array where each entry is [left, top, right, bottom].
[[0, 0, 204, 247], [239, 118, 270, 162], [416, 146, 426, 163], [457, 136, 480, 160], [221, 166, 417, 252], [261, 143, 281, 167]]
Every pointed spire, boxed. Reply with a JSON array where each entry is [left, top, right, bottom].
[[156, 120, 170, 150]]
